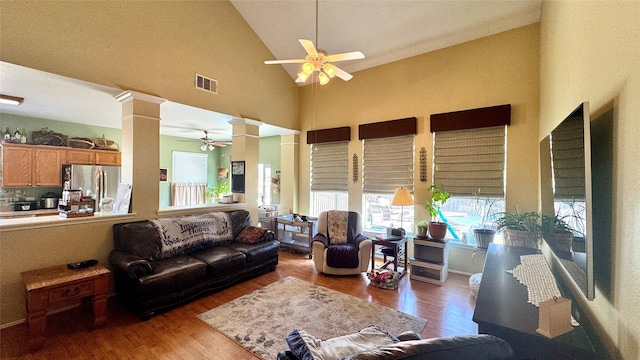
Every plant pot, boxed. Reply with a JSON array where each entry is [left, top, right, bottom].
[[415, 225, 428, 238], [550, 230, 573, 252], [473, 229, 496, 249], [428, 221, 448, 240], [505, 228, 538, 249]]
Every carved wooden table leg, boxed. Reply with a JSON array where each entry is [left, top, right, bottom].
[[25, 288, 48, 350]]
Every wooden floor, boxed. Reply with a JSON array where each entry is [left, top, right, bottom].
[[0, 250, 478, 359]]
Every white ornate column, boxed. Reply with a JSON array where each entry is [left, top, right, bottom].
[[115, 90, 165, 218]]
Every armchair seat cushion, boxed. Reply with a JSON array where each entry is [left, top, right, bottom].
[[326, 244, 359, 268]]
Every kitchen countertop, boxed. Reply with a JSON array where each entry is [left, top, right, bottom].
[[0, 211, 136, 232], [0, 209, 59, 218]]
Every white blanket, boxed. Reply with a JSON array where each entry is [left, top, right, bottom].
[[151, 213, 233, 258]]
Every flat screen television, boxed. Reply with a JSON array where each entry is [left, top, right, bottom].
[[539, 102, 594, 300]]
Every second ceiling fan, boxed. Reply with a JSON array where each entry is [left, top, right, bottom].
[[264, 0, 365, 85]]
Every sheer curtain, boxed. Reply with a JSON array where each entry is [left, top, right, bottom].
[[171, 183, 207, 206]]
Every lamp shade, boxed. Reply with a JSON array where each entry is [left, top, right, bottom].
[[391, 187, 413, 206]]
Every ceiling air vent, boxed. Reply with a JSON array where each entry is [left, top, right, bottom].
[[195, 73, 218, 94]]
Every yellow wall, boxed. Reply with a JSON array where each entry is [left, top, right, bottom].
[[0, 0, 298, 327], [298, 24, 541, 223], [539, 1, 640, 359], [0, 1, 299, 130]]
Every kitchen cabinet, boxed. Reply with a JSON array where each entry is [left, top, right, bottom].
[[1, 144, 122, 187], [66, 148, 120, 166], [1, 144, 62, 187], [94, 150, 120, 166]]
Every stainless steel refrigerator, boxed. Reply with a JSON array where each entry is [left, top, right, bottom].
[[62, 164, 121, 212]]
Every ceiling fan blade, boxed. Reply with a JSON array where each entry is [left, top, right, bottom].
[[299, 39, 318, 56], [264, 59, 306, 65], [325, 51, 365, 62], [333, 66, 354, 81], [213, 142, 231, 147]]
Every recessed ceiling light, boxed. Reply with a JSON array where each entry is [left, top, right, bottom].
[[0, 94, 24, 106]]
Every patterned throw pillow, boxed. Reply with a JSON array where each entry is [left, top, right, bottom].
[[236, 226, 270, 244]]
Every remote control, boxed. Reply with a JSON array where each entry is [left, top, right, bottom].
[[67, 259, 98, 270]]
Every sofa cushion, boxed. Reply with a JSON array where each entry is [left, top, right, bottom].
[[151, 213, 234, 258], [113, 220, 163, 261], [191, 246, 246, 273], [137, 255, 208, 297], [226, 240, 280, 263], [236, 226, 271, 244], [285, 325, 398, 360]]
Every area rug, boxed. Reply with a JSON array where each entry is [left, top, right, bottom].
[[197, 276, 427, 360]]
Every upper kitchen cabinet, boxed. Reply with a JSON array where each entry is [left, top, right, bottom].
[[1, 143, 62, 187], [66, 148, 121, 166], [1, 144, 121, 187]]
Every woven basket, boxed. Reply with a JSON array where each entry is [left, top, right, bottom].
[[68, 137, 95, 149], [93, 134, 119, 150]]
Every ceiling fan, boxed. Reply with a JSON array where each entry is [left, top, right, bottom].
[[263, 0, 365, 85], [178, 131, 231, 151]]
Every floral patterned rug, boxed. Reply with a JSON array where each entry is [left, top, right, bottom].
[[197, 276, 427, 360]]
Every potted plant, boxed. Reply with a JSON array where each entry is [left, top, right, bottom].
[[425, 184, 451, 240], [207, 180, 229, 203], [541, 214, 574, 252], [495, 209, 541, 248], [471, 190, 499, 249], [412, 220, 430, 238]]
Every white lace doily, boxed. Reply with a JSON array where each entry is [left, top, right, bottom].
[[506, 254, 562, 307]]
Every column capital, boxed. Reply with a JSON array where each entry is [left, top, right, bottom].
[[115, 90, 165, 104], [229, 117, 263, 127]]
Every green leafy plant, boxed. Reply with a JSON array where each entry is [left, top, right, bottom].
[[207, 180, 229, 201], [472, 189, 499, 229], [425, 184, 451, 222], [495, 209, 541, 235], [540, 214, 573, 238]]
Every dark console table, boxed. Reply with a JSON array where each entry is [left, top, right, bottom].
[[473, 244, 604, 359]]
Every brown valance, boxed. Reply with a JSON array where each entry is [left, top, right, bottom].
[[358, 117, 417, 140], [430, 104, 511, 133], [306, 126, 351, 144]]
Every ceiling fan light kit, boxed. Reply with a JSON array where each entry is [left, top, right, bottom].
[[264, 0, 364, 85]]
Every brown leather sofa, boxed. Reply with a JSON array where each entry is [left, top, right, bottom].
[[108, 210, 279, 319]]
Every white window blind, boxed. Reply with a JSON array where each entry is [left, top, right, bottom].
[[363, 135, 414, 194], [433, 126, 505, 197], [172, 151, 208, 183], [311, 141, 349, 191], [550, 117, 585, 201]]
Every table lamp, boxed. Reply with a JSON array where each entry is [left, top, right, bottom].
[[391, 187, 413, 231]]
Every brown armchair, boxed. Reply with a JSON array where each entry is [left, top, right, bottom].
[[311, 210, 372, 275]]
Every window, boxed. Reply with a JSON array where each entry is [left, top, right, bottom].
[[362, 135, 414, 232], [171, 151, 208, 206], [172, 151, 208, 183], [258, 163, 271, 206], [310, 141, 348, 216], [433, 126, 506, 246]]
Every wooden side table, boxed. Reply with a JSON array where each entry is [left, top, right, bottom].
[[21, 264, 110, 350], [371, 236, 408, 278]]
